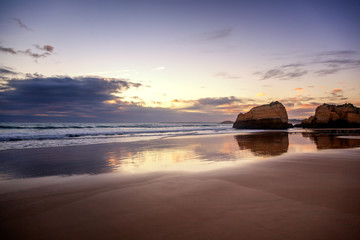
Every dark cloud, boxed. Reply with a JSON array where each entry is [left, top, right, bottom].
[[0, 46, 17, 54], [200, 28, 232, 41], [0, 76, 142, 120], [25, 72, 45, 78], [13, 18, 34, 31]]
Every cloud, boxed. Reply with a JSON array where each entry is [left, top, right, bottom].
[[171, 96, 257, 115], [327, 88, 346, 101], [281, 63, 304, 68], [0, 46, 17, 54], [24, 72, 45, 78], [214, 72, 241, 79], [200, 28, 232, 41], [257, 65, 308, 80], [152, 66, 165, 71], [34, 44, 54, 53], [317, 50, 357, 57], [287, 107, 317, 119], [313, 50, 360, 76], [0, 44, 55, 60], [196, 96, 242, 106], [315, 68, 340, 76], [19, 49, 51, 59], [279, 96, 315, 109], [0, 66, 20, 81], [314, 58, 360, 76], [13, 18, 34, 31], [256, 93, 265, 97], [0, 67, 18, 75], [257, 50, 360, 79], [331, 88, 343, 93], [278, 90, 355, 118], [294, 88, 304, 91]]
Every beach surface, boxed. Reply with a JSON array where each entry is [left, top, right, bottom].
[[1, 132, 360, 239]]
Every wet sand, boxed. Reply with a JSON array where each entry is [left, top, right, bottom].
[[1, 134, 360, 239]]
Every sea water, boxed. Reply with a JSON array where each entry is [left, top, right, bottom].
[[0, 122, 241, 150]]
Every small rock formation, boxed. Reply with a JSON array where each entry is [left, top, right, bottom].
[[233, 101, 289, 129], [300, 103, 360, 128], [220, 120, 234, 124]]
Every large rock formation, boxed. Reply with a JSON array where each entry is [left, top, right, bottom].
[[233, 101, 289, 129], [300, 103, 360, 128]]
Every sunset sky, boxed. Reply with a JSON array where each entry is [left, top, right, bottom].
[[1, 0, 359, 122]]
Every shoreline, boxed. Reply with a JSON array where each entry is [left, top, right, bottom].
[[1, 126, 359, 152]]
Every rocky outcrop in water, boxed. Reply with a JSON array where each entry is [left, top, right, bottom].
[[233, 101, 289, 129], [220, 121, 234, 124], [299, 103, 360, 128]]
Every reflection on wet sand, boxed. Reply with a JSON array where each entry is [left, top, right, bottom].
[[234, 132, 289, 156], [0, 136, 248, 179], [302, 132, 360, 149], [1, 131, 360, 179]]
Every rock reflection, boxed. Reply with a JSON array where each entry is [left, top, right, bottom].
[[302, 132, 360, 149], [234, 132, 289, 156], [2, 131, 360, 180]]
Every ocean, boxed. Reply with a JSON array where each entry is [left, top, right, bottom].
[[0, 122, 242, 150]]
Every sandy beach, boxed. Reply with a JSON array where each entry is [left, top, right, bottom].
[[1, 132, 360, 240]]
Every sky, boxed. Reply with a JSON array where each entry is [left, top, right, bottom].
[[1, 0, 359, 122]]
